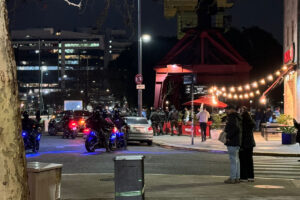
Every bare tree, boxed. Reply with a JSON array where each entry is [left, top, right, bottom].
[[161, 81, 174, 108]]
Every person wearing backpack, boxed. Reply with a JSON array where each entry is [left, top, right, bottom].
[[168, 105, 179, 136], [224, 105, 242, 184]]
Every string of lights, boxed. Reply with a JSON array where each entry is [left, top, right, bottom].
[[208, 64, 296, 101]]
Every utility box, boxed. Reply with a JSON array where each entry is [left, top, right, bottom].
[[27, 162, 63, 200], [114, 155, 145, 200]]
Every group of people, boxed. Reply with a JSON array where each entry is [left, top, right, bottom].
[[223, 105, 256, 184], [254, 107, 281, 131]]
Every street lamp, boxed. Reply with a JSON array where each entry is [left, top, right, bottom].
[[137, 0, 152, 116]]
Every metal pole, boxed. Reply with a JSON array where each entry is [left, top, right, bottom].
[[191, 77, 194, 145], [137, 0, 142, 117], [38, 39, 44, 111]]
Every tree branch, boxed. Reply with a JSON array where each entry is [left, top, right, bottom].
[[63, 0, 82, 8]]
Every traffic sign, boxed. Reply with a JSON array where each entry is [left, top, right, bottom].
[[135, 74, 143, 84], [136, 84, 145, 89]]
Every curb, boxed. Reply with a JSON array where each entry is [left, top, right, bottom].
[[153, 141, 300, 157]]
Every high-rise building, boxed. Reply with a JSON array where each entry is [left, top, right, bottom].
[[12, 28, 105, 110]]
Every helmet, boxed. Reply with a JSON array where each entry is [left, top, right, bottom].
[[23, 111, 29, 119]]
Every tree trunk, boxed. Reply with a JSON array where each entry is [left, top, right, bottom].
[[0, 1, 29, 199]]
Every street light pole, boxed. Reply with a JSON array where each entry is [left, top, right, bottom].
[[137, 0, 142, 117], [38, 39, 44, 111]]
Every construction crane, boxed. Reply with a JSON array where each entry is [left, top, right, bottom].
[[164, 0, 235, 39]]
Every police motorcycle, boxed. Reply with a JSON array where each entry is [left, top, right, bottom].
[[63, 117, 79, 139], [84, 110, 127, 152], [22, 124, 42, 153]]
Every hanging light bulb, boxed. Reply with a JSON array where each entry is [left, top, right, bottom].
[[260, 79, 266, 85], [221, 87, 226, 92], [238, 86, 243, 92], [249, 92, 254, 97], [228, 93, 232, 99], [239, 94, 244, 99], [260, 95, 266, 104], [256, 90, 260, 95], [230, 87, 235, 92], [282, 65, 288, 71], [223, 93, 227, 97], [245, 84, 250, 90], [233, 94, 238, 99], [252, 82, 258, 88], [213, 86, 217, 91], [209, 88, 214, 93], [275, 71, 281, 76], [267, 75, 273, 81], [244, 93, 249, 99]]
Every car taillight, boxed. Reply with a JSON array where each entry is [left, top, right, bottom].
[[148, 127, 153, 131], [83, 128, 91, 135]]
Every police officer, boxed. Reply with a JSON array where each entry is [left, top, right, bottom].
[[158, 107, 166, 135], [168, 105, 179, 136], [150, 109, 160, 136]]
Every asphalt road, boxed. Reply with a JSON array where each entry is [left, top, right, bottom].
[[26, 135, 300, 180], [26, 135, 229, 175]]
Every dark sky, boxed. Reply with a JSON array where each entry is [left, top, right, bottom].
[[8, 0, 283, 42]]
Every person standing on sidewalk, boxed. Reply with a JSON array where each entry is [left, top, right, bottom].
[[150, 109, 160, 136], [196, 107, 210, 142], [254, 108, 263, 131], [224, 105, 242, 184], [240, 107, 256, 182], [158, 107, 166, 135], [168, 106, 179, 136]]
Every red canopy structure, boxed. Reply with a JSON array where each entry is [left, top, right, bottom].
[[154, 29, 252, 108], [183, 95, 227, 108]]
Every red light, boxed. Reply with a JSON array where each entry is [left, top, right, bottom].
[[83, 128, 91, 135], [112, 127, 118, 133], [68, 120, 78, 129], [148, 127, 153, 131]]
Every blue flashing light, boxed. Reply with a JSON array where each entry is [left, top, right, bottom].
[[90, 131, 96, 136], [110, 133, 116, 140], [22, 132, 27, 137], [37, 134, 41, 141]]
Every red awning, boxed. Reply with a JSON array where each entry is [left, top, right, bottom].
[[183, 96, 227, 108]]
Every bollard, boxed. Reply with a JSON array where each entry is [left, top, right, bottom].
[[27, 162, 63, 200], [114, 155, 145, 200]]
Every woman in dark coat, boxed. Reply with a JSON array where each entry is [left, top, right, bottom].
[[293, 119, 300, 162], [239, 109, 256, 182]]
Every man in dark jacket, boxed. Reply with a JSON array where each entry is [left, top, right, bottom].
[[224, 105, 242, 184], [168, 106, 179, 136], [150, 109, 160, 136]]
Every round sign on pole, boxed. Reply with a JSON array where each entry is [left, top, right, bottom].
[[135, 74, 143, 84]]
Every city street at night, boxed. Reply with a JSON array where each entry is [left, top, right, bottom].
[[25, 135, 300, 199]]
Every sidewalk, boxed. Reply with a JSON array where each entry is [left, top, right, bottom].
[[153, 132, 300, 157], [61, 173, 300, 200]]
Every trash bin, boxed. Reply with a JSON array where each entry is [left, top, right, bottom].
[[27, 162, 63, 200], [114, 155, 145, 200]]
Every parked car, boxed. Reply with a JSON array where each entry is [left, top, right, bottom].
[[124, 116, 153, 145], [73, 110, 91, 131]]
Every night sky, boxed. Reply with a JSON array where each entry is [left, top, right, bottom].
[[8, 0, 283, 42]]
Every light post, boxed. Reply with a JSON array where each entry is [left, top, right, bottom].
[[40, 65, 47, 112], [137, 0, 152, 116]]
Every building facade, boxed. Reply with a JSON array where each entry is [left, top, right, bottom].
[[283, 0, 300, 121], [12, 28, 107, 111]]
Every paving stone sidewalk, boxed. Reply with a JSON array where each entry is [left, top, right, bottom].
[[153, 132, 300, 156]]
